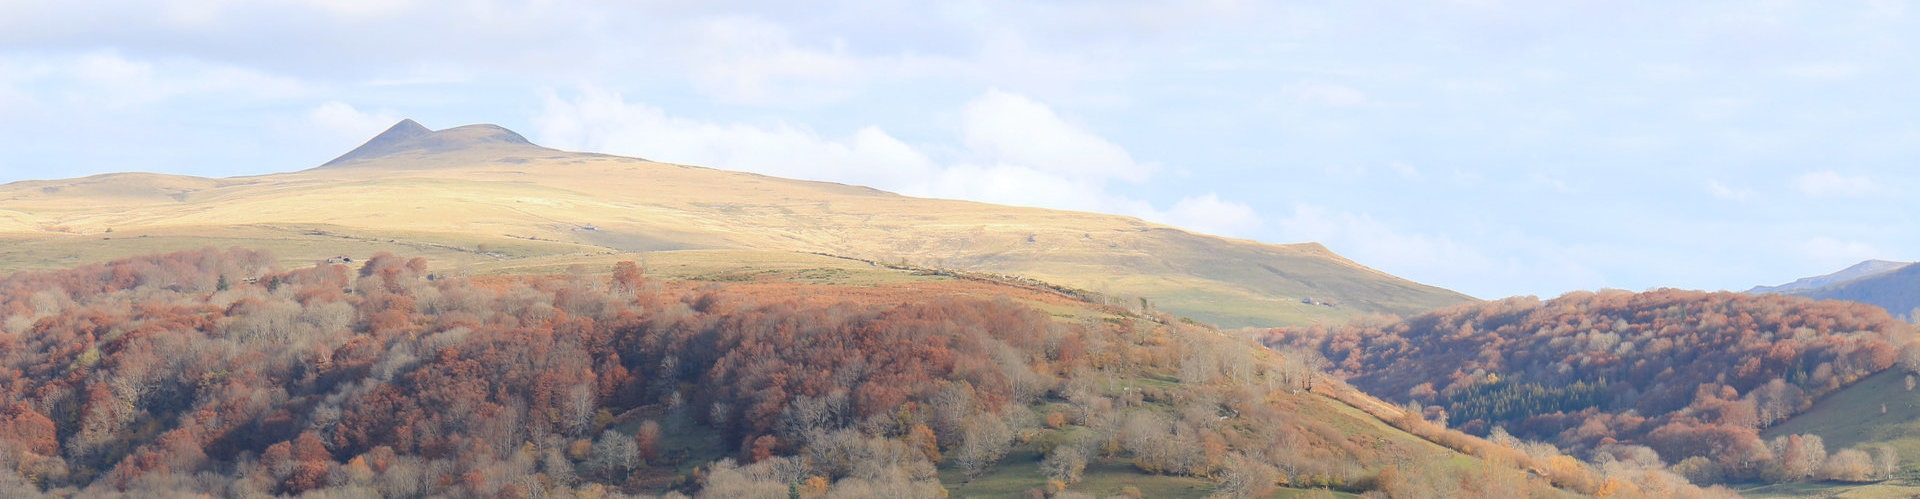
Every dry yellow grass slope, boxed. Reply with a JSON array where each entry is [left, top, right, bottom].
[[0, 121, 1472, 327]]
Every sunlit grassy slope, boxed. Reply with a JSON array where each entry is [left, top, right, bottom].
[[937, 387, 1455, 499], [0, 121, 1471, 327], [1765, 370, 1920, 460], [581, 277, 1522, 498], [1754, 368, 1920, 497]]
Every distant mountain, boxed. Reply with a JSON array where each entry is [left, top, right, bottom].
[[1747, 259, 1912, 294], [1750, 260, 1919, 320], [0, 119, 1472, 327], [1792, 264, 1920, 320], [321, 118, 432, 166], [319, 119, 538, 168]]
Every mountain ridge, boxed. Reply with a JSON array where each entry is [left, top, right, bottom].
[[1791, 264, 1920, 320], [0, 119, 1472, 327], [1749, 259, 1919, 320], [1748, 259, 1912, 295], [319, 120, 541, 168], [322, 118, 431, 166]]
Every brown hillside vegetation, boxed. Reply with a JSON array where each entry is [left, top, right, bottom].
[[0, 248, 1707, 498], [1263, 289, 1914, 485], [0, 120, 1471, 328]]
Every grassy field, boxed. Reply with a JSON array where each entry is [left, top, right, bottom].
[[936, 422, 1367, 499], [940, 451, 1222, 498], [1764, 369, 1920, 467], [1736, 480, 1920, 498], [0, 223, 587, 274], [605, 406, 731, 489], [596, 399, 1374, 498], [465, 249, 946, 286], [1754, 368, 1920, 497], [932, 373, 1483, 499], [0, 134, 1472, 328]]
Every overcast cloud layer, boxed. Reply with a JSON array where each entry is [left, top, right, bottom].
[[3, 0, 1917, 300]]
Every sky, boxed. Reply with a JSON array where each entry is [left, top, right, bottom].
[[2, 0, 1917, 300]]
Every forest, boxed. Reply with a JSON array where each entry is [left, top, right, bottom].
[[1263, 289, 1915, 485], [0, 248, 1739, 498]]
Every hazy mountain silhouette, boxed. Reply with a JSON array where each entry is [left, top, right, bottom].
[[1748, 259, 1912, 295], [320, 119, 539, 168]]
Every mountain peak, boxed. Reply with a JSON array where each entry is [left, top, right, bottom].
[[319, 119, 538, 168], [384, 119, 432, 139]]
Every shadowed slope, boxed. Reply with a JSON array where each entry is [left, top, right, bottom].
[[321, 119, 430, 166], [319, 120, 543, 168], [1751, 260, 1920, 320], [1790, 264, 1920, 321]]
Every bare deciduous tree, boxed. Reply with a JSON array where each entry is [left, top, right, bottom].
[[1041, 446, 1086, 484]]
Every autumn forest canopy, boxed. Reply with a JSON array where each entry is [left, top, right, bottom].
[[18, 246, 1917, 497], [1265, 289, 1918, 486], [0, 247, 1733, 499]]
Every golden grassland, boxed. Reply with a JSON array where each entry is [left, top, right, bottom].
[[0, 128, 1470, 327]]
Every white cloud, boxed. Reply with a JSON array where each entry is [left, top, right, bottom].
[[289, 0, 420, 18], [912, 163, 1122, 213], [534, 87, 1258, 237], [118, 0, 417, 28], [1450, 168, 1484, 187], [1, 50, 312, 110], [0, 59, 47, 115], [676, 17, 870, 106], [1799, 236, 1881, 266], [1867, 0, 1908, 18], [1273, 203, 1493, 279], [534, 86, 940, 189], [308, 101, 402, 145], [1268, 203, 1614, 298], [1324, 162, 1420, 181], [362, 63, 473, 87], [1780, 62, 1863, 80], [1388, 162, 1420, 179], [0, 49, 329, 179], [1794, 171, 1880, 197], [1323, 163, 1368, 178], [1282, 82, 1369, 107], [1685, 97, 1751, 121], [1529, 172, 1573, 193], [1705, 179, 1752, 201], [1158, 194, 1263, 239], [960, 88, 1153, 183]]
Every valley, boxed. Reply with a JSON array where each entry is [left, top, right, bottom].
[[0, 247, 1634, 498], [0, 122, 1912, 498], [11, 3, 1915, 498]]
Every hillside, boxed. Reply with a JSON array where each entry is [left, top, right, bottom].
[[1770, 263, 1920, 322], [1748, 260, 1911, 295], [0, 120, 1471, 328], [1743, 368, 1920, 497], [1262, 289, 1915, 486], [0, 248, 1681, 498], [1764, 369, 1920, 464]]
